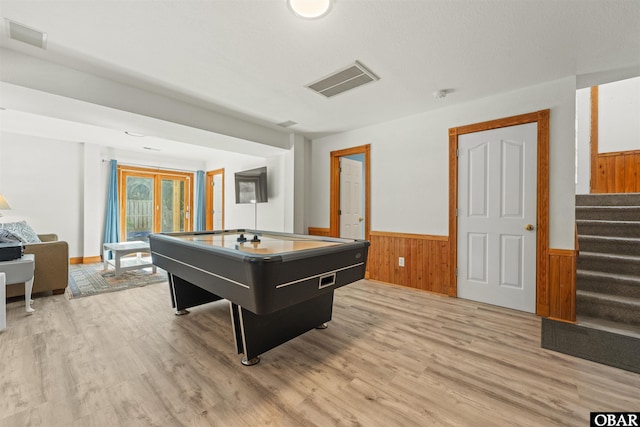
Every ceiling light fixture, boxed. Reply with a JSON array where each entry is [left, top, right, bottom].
[[287, 0, 333, 19]]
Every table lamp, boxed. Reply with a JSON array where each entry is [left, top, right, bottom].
[[0, 194, 11, 217]]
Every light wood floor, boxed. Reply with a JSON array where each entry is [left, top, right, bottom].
[[1, 279, 638, 426]]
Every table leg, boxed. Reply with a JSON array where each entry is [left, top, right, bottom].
[[0, 272, 6, 331], [114, 252, 121, 277], [103, 246, 108, 270], [25, 277, 34, 314]]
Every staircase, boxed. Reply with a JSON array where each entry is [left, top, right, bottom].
[[541, 193, 640, 373]]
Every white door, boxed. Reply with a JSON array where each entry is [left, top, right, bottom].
[[339, 157, 363, 239], [457, 123, 537, 313], [212, 173, 223, 230]]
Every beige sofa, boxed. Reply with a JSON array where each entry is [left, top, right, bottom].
[[5, 234, 69, 298]]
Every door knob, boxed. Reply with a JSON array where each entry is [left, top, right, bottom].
[[359, 217, 364, 222], [525, 224, 535, 231]]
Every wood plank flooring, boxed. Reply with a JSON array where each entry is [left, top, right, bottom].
[[1, 279, 638, 426]]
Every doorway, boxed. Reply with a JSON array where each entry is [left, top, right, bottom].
[[330, 144, 370, 240], [119, 165, 193, 241], [449, 110, 550, 316], [206, 169, 225, 230]]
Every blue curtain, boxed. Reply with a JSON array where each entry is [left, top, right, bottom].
[[194, 170, 206, 231], [104, 159, 120, 244]]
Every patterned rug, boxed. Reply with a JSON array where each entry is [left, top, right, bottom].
[[66, 263, 167, 299]]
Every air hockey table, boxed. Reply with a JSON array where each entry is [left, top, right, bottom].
[[149, 229, 370, 365]]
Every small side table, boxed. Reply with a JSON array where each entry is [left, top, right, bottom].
[[0, 254, 35, 331]]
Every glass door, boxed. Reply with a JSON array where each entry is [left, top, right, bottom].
[[120, 166, 193, 241], [124, 175, 154, 241], [160, 176, 189, 233]]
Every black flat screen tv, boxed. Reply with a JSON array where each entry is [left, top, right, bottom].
[[235, 166, 268, 204]]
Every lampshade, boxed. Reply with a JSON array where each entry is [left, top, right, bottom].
[[0, 194, 11, 210], [287, 0, 333, 19]]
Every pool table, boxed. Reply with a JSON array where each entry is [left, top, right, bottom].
[[149, 229, 369, 365]]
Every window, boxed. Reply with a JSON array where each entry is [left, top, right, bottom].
[[118, 166, 193, 241]]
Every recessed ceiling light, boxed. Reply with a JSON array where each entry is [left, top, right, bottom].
[[433, 90, 448, 99], [287, 0, 333, 19], [125, 131, 145, 137]]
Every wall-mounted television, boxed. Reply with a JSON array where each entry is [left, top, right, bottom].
[[235, 166, 268, 204]]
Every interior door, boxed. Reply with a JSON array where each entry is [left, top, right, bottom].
[[212, 173, 223, 230], [457, 123, 537, 312], [206, 169, 224, 231], [339, 157, 363, 239]]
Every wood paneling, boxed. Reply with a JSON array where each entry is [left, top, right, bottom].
[[449, 110, 551, 316], [307, 227, 331, 237], [548, 249, 577, 323], [594, 149, 640, 193], [367, 231, 450, 295]]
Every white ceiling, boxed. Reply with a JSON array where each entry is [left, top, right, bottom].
[[0, 0, 639, 157]]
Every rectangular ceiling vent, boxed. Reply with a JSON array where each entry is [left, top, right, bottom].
[[306, 61, 379, 98], [277, 120, 298, 128], [6, 19, 47, 49]]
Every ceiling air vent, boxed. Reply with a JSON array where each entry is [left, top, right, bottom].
[[306, 61, 379, 98], [277, 120, 298, 128], [6, 19, 47, 49]]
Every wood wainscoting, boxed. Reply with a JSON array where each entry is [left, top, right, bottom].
[[308, 227, 331, 237], [590, 86, 640, 193], [367, 231, 451, 295], [309, 228, 575, 322], [548, 249, 577, 323], [593, 149, 640, 193]]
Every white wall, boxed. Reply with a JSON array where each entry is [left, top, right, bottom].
[[0, 132, 83, 255], [0, 131, 290, 258], [310, 77, 577, 250], [574, 77, 640, 194], [206, 153, 288, 231], [599, 77, 640, 153]]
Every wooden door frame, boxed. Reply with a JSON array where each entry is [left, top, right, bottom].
[[206, 168, 225, 230], [448, 110, 550, 316], [590, 86, 599, 193], [330, 144, 371, 241]]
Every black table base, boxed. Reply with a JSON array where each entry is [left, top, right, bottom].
[[169, 273, 334, 365]]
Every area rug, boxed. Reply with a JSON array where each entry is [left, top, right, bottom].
[[66, 263, 167, 299]]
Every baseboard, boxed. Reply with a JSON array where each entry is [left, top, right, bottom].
[[82, 256, 101, 264], [69, 257, 83, 265]]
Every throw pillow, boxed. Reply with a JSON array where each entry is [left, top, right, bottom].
[[0, 229, 22, 243], [0, 221, 41, 243]]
